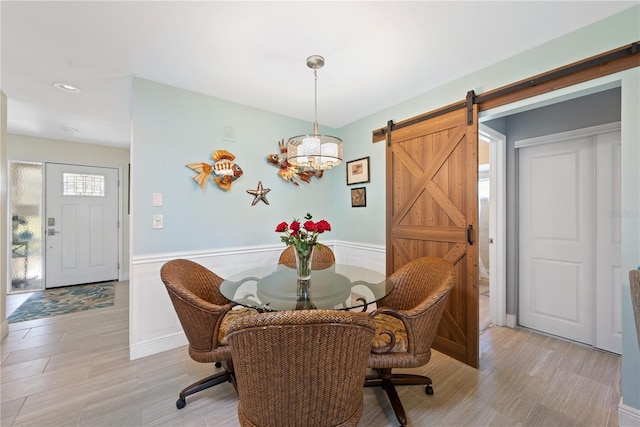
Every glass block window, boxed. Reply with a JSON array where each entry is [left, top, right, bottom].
[[10, 162, 44, 292], [63, 173, 105, 197]]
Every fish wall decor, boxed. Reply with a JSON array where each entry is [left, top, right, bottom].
[[266, 139, 323, 186], [186, 149, 243, 191]]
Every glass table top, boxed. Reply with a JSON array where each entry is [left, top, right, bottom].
[[220, 264, 393, 311]]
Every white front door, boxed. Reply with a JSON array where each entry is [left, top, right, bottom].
[[518, 127, 621, 353], [45, 163, 119, 288]]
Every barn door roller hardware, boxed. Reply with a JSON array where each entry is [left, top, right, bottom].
[[466, 90, 476, 126]]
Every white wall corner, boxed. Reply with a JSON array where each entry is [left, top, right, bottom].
[[619, 398, 640, 427], [1, 319, 8, 339]]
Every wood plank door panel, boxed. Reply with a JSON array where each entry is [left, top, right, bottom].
[[386, 106, 479, 367]]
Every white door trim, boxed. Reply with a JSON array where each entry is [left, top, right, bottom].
[[514, 122, 621, 149], [479, 124, 507, 327]]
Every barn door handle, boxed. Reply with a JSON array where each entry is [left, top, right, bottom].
[[467, 225, 474, 245]]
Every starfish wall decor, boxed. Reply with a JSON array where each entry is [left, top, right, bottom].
[[246, 181, 271, 206]]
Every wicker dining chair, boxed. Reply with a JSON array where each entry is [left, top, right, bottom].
[[226, 310, 376, 427], [160, 258, 257, 409], [278, 243, 335, 269], [365, 256, 456, 426]]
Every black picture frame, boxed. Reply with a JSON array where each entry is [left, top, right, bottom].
[[346, 156, 370, 185], [351, 187, 366, 208]]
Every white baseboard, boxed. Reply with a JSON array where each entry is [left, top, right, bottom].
[[130, 332, 188, 360], [619, 399, 640, 426], [506, 314, 517, 328]]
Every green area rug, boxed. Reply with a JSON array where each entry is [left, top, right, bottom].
[[7, 282, 115, 323]]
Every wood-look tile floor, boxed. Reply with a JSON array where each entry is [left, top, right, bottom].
[[2, 281, 621, 426]]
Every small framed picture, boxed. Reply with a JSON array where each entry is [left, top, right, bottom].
[[351, 187, 366, 208], [346, 157, 370, 185]]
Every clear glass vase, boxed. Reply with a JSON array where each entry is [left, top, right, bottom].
[[294, 246, 314, 280], [296, 279, 316, 310]]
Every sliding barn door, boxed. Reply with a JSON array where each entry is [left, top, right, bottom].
[[386, 106, 479, 367]]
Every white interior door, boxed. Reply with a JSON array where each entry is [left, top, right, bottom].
[[45, 163, 119, 288], [518, 126, 621, 353], [519, 136, 595, 345]]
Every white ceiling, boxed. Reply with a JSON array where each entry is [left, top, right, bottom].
[[1, 1, 637, 149]]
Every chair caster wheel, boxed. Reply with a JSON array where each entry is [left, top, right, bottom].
[[215, 361, 222, 368], [425, 385, 434, 395], [176, 398, 186, 409]]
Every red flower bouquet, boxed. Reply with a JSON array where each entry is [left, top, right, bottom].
[[275, 213, 331, 255]]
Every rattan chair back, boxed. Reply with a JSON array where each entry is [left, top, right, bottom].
[[160, 258, 233, 362], [227, 310, 375, 427], [365, 256, 456, 426], [375, 256, 456, 359], [160, 258, 248, 409], [277, 243, 336, 269]]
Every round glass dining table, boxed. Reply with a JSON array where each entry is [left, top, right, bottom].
[[220, 264, 393, 312]]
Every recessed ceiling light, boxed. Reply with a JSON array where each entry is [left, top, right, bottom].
[[52, 82, 82, 93], [62, 127, 78, 132]]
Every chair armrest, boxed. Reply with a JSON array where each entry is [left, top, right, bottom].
[[369, 307, 411, 354]]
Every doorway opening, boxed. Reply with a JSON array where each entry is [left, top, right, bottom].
[[481, 84, 622, 354], [478, 136, 490, 331], [478, 125, 507, 333]]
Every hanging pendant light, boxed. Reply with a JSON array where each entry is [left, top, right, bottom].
[[287, 55, 343, 170]]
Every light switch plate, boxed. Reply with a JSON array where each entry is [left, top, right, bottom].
[[153, 214, 163, 229], [153, 193, 163, 207]]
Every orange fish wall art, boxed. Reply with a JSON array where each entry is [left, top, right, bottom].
[[186, 149, 243, 191], [266, 139, 323, 186]]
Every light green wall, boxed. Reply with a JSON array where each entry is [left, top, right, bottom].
[[5, 134, 131, 280], [131, 78, 340, 255]]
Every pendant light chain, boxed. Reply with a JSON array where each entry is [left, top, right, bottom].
[[313, 69, 319, 134]]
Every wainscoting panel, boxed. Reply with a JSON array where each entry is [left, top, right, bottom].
[[129, 241, 385, 360]]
